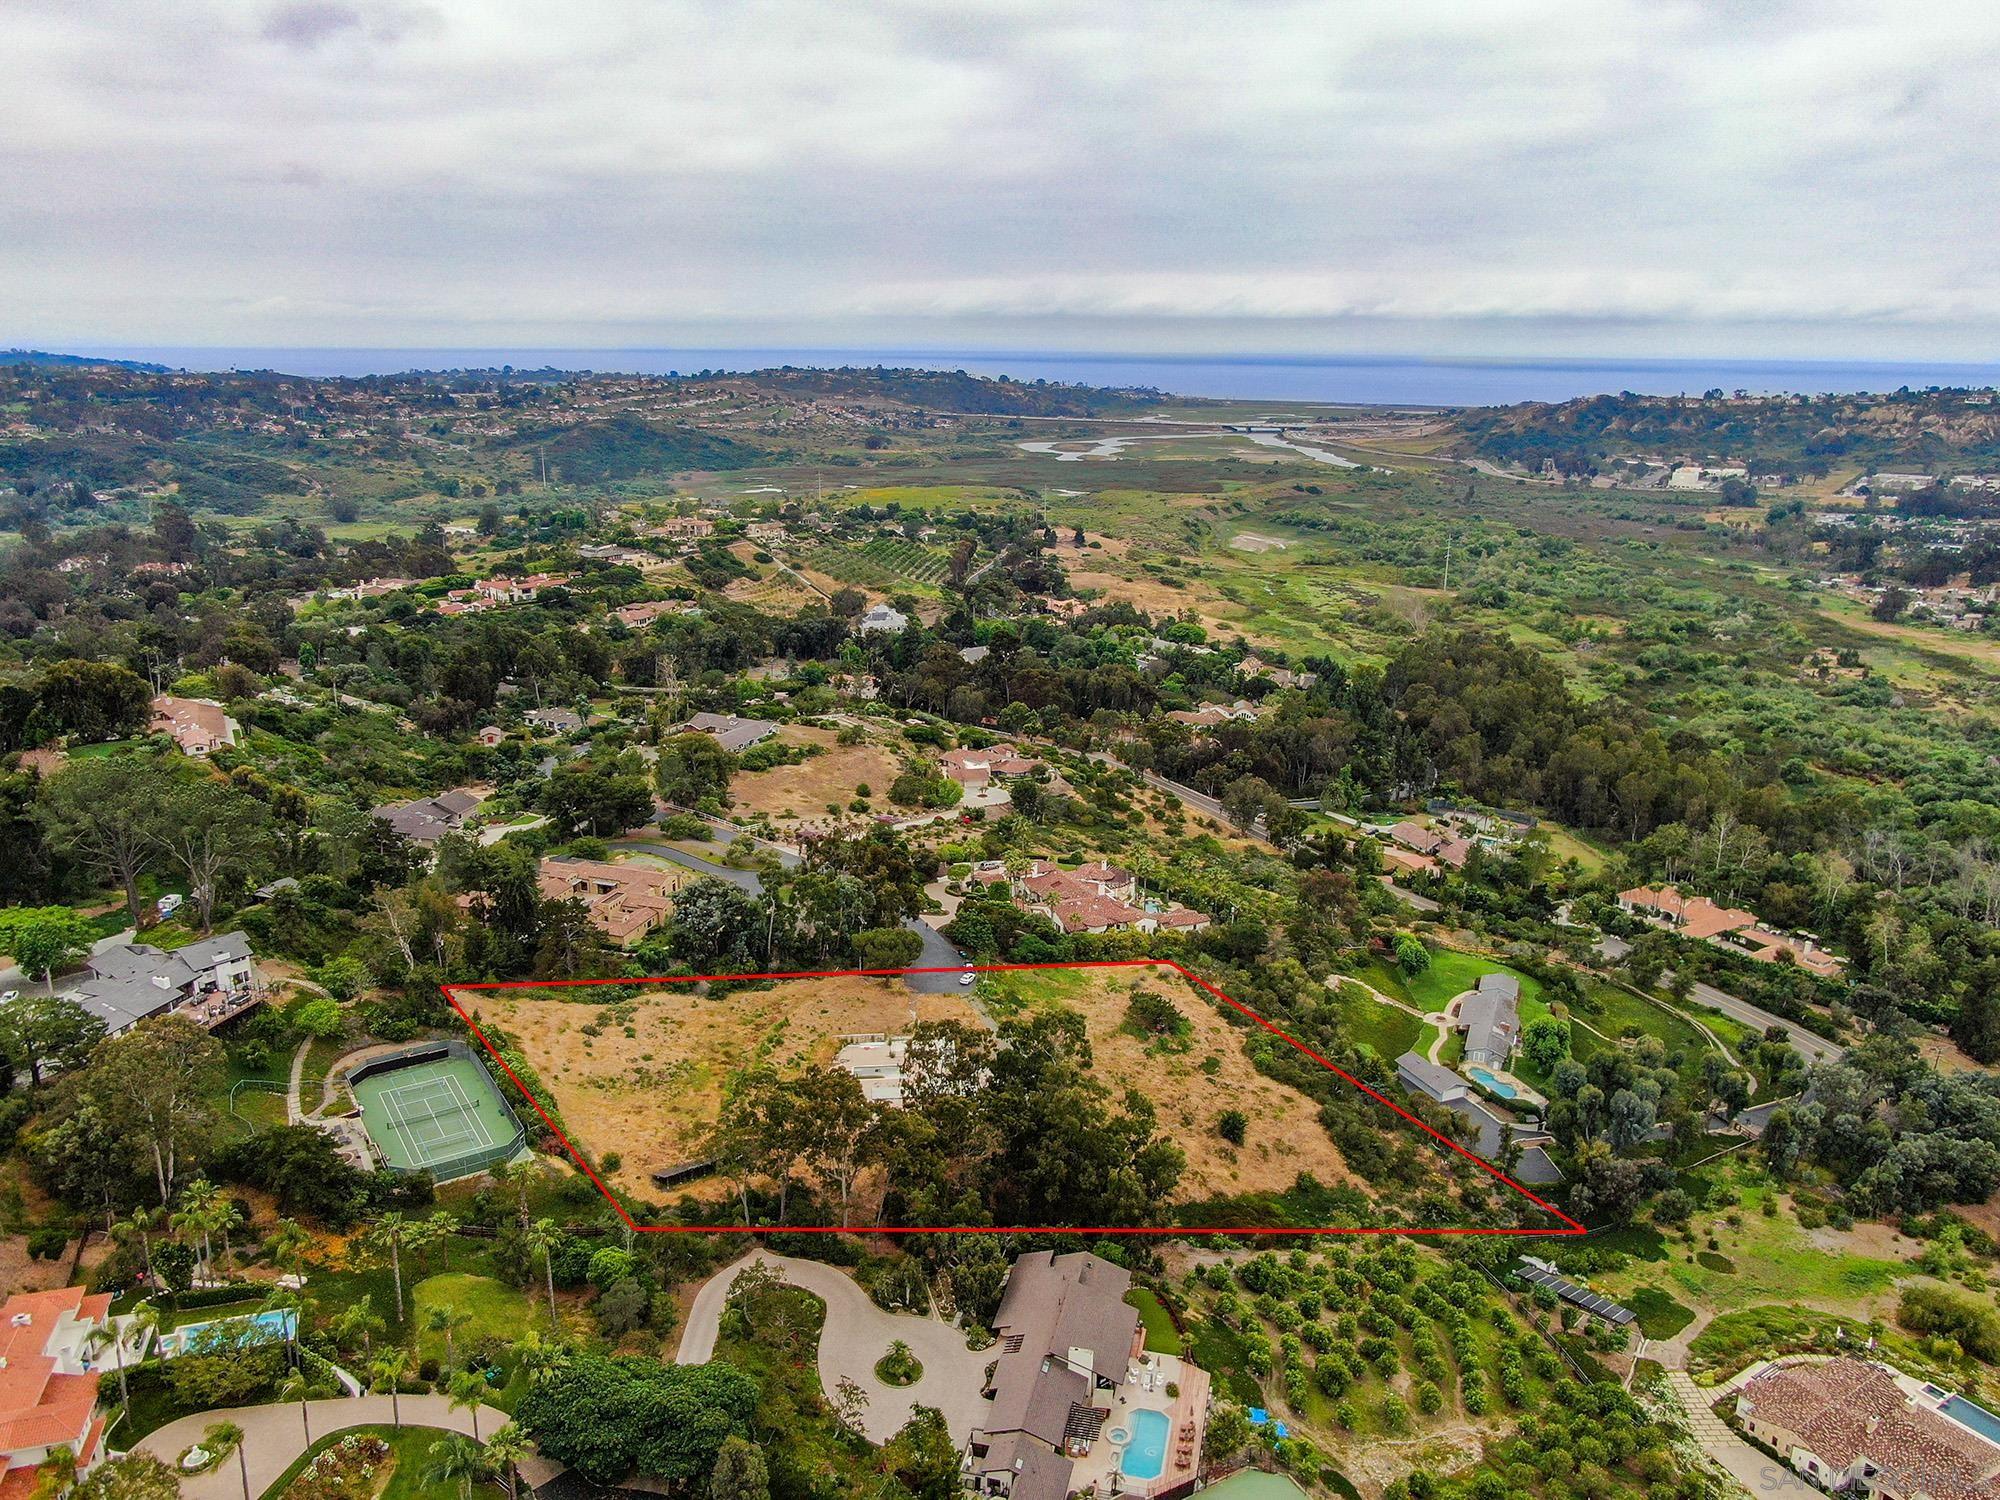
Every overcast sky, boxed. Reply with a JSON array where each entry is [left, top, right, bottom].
[[6, 0, 1999, 358]]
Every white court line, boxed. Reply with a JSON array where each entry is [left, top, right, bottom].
[[376, 1070, 494, 1165]]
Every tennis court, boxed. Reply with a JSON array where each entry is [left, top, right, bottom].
[[347, 1042, 526, 1181]]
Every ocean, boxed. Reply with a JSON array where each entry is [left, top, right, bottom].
[[43, 346, 2000, 406]]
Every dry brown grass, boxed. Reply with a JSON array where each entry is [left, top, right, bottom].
[[730, 725, 905, 826], [468, 963, 1350, 1219], [1007, 968, 1354, 1200], [466, 975, 981, 1202]]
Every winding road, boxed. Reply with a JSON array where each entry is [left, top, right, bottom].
[[676, 1250, 990, 1444], [134, 1394, 509, 1500]]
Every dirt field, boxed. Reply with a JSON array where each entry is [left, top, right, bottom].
[[464, 976, 981, 1202], [730, 725, 905, 827], [988, 967, 1353, 1200]]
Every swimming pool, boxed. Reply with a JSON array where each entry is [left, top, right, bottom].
[[157, 1307, 296, 1358], [1466, 1065, 1518, 1099], [1121, 1408, 1171, 1481], [1941, 1393, 2000, 1445]]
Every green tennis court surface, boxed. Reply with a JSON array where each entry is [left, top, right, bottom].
[[349, 1048, 524, 1178]]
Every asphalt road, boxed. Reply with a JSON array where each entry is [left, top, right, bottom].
[[619, 836, 965, 993], [1596, 934, 1844, 1065]]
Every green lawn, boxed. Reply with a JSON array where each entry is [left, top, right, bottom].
[[255, 1422, 472, 1500], [1125, 1287, 1184, 1356], [411, 1274, 538, 1368], [1594, 1171, 1903, 1310], [1625, 1286, 1697, 1339], [1331, 983, 1422, 1060], [1402, 950, 1543, 1014]]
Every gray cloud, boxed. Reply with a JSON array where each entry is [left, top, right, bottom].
[[2, 0, 1998, 355]]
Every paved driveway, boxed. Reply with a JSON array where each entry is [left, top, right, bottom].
[[135, 1393, 509, 1500], [620, 837, 964, 995], [1663, 1371, 1820, 1498], [677, 1250, 990, 1444]]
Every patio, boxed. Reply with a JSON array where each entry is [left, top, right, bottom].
[[1067, 1352, 1211, 1497]]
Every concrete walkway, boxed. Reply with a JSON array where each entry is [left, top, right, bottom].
[[134, 1394, 509, 1500], [676, 1250, 989, 1445], [1663, 1370, 1820, 1498]]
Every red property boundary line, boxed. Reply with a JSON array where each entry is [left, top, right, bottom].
[[441, 958, 1584, 1238]]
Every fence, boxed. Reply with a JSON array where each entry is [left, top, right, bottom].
[[227, 1078, 290, 1134]]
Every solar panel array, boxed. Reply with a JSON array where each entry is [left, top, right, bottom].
[[1515, 1259, 1636, 1325]]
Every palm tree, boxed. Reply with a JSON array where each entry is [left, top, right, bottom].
[[527, 1218, 561, 1327], [334, 1294, 383, 1357], [426, 1302, 471, 1372], [204, 1421, 248, 1500], [112, 1205, 163, 1289], [126, 1300, 164, 1370], [425, 1209, 457, 1272], [81, 1321, 130, 1416], [421, 1433, 487, 1500], [171, 1179, 225, 1284], [448, 1367, 488, 1442], [368, 1353, 406, 1431], [482, 1423, 531, 1500], [266, 1216, 312, 1281], [495, 1160, 536, 1233], [509, 1331, 568, 1388], [277, 1369, 315, 1448], [213, 1197, 244, 1269], [371, 1212, 409, 1320]]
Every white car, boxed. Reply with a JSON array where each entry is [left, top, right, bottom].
[[958, 972, 976, 987], [157, 893, 183, 917], [0, 990, 16, 1004]]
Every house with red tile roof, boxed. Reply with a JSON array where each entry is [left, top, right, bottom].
[[1736, 1357, 2000, 1499], [940, 743, 1043, 788], [0, 1287, 125, 1498], [148, 695, 238, 756], [1620, 886, 1845, 977]]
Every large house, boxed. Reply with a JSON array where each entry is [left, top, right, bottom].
[[1456, 973, 1521, 1067], [676, 712, 777, 754], [941, 744, 1044, 788], [965, 1252, 1207, 1500], [148, 695, 238, 756], [858, 602, 909, 634], [985, 860, 1212, 938], [1736, 1357, 2000, 1499], [536, 856, 683, 945], [371, 788, 481, 847], [70, 932, 261, 1035], [1619, 885, 1845, 978], [1385, 820, 1472, 869], [611, 599, 696, 629], [0, 1286, 131, 1497], [1396, 1051, 1561, 1185]]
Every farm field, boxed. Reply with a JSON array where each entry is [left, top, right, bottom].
[[804, 536, 957, 591]]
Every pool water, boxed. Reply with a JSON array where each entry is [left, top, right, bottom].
[[157, 1307, 296, 1358], [1941, 1394, 2000, 1445], [1121, 1408, 1171, 1481], [1467, 1065, 1518, 1099]]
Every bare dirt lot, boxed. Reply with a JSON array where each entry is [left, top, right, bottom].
[[464, 975, 981, 1202], [730, 725, 906, 827]]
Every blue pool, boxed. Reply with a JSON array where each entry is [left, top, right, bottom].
[[1467, 1066, 1518, 1099], [1121, 1408, 1171, 1481], [1941, 1394, 2000, 1445], [157, 1307, 296, 1358]]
